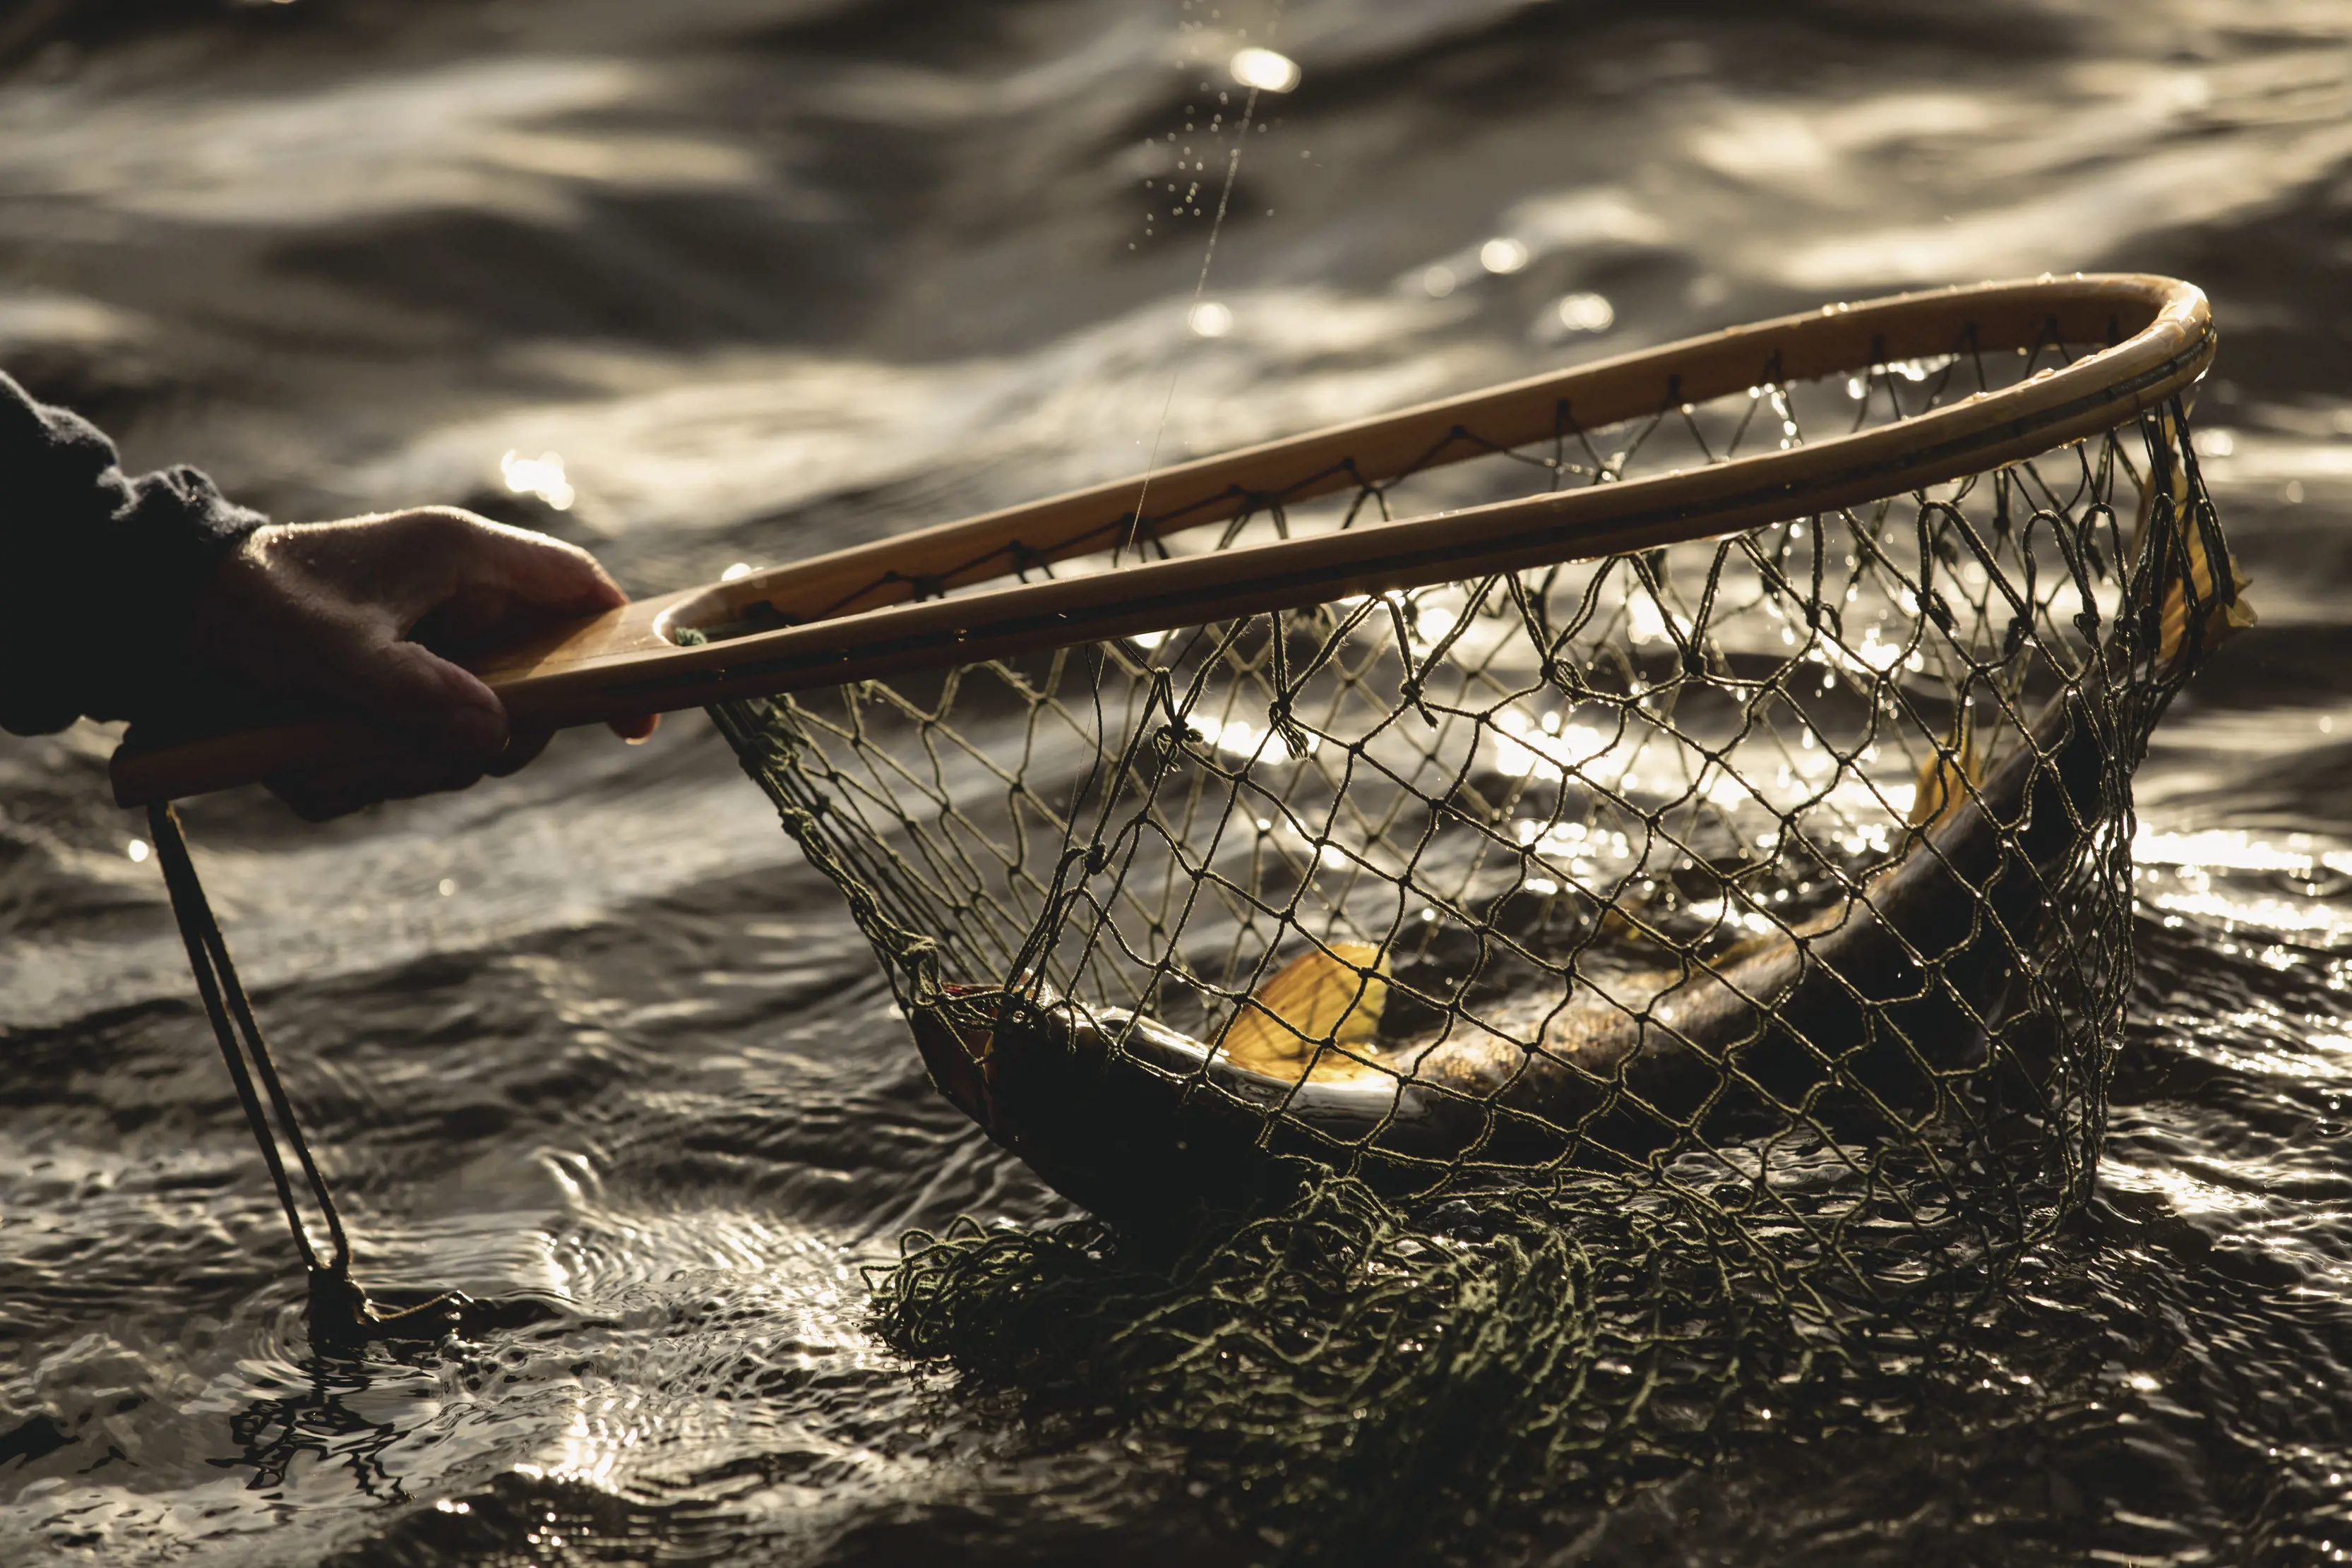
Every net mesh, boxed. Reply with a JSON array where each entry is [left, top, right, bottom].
[[698, 328, 2236, 1560]]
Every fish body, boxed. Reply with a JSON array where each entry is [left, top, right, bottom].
[[909, 503, 2247, 1231]]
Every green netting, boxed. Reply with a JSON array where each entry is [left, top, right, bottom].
[[698, 331, 2238, 1562]]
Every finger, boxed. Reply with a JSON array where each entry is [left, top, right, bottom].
[[607, 712, 659, 743], [485, 724, 556, 778], [266, 768, 367, 822], [316, 628, 511, 768], [267, 748, 488, 821]]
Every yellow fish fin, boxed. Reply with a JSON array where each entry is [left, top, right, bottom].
[[2151, 409, 2256, 669], [1907, 703, 1985, 836], [1216, 940, 1390, 1084]]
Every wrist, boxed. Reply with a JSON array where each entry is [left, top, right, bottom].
[[78, 468, 268, 726]]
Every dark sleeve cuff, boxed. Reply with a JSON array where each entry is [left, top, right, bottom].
[[0, 373, 267, 735]]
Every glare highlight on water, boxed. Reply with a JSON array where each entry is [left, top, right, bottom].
[[501, 448, 576, 511], [1228, 47, 1301, 95], [1186, 299, 1234, 338]]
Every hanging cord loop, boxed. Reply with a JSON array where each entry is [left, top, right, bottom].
[[146, 803, 472, 1351]]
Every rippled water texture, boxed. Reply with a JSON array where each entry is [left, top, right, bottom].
[[5, 1, 2352, 1562]]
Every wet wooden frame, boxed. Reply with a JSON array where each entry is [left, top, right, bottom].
[[112, 273, 2215, 806]]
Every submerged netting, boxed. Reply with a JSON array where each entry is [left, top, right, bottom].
[[700, 325, 2237, 1558]]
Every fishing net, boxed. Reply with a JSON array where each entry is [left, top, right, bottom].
[[697, 316, 2240, 1558]]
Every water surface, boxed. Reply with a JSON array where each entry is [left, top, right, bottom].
[[5, 1, 2352, 1562]]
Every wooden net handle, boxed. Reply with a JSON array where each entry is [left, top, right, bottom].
[[112, 273, 2214, 806]]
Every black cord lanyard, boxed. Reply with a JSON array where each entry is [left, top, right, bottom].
[[147, 803, 468, 1350]]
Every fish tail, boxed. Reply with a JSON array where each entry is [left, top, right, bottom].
[[2152, 407, 2255, 669]]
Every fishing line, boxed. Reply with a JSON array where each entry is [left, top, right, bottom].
[[1118, 0, 1287, 563]]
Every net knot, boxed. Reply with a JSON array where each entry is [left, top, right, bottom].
[[1544, 657, 1591, 700], [892, 935, 946, 1005], [1268, 698, 1313, 760]]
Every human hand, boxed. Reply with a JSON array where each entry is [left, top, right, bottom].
[[191, 507, 657, 819]]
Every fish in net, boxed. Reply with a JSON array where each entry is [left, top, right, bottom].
[[681, 278, 2246, 1558]]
